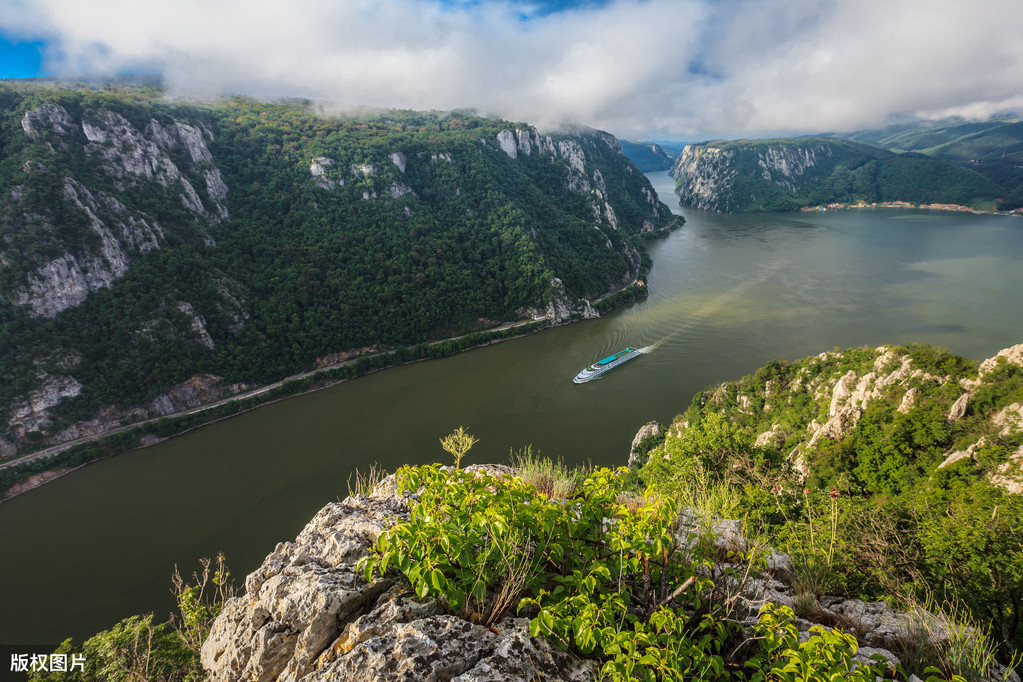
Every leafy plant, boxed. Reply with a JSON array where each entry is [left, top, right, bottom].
[[745, 604, 891, 681], [438, 426, 479, 469]]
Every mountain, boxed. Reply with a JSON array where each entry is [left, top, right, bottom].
[[0, 82, 673, 458], [671, 137, 1007, 213], [620, 139, 676, 172], [842, 117, 1023, 210]]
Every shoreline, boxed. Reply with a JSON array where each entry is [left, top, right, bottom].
[[0, 319, 542, 502], [799, 200, 1023, 216]]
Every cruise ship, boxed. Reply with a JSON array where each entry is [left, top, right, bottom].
[[573, 347, 641, 383]]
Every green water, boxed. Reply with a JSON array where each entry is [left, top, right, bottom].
[[3, 173, 1023, 644]]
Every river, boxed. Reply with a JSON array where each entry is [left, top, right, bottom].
[[2, 171, 1023, 644]]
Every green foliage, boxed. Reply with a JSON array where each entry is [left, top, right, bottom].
[[28, 616, 195, 682], [745, 604, 889, 681], [510, 445, 584, 499], [638, 343, 1023, 668], [844, 117, 1023, 210], [438, 426, 479, 469], [361, 463, 911, 679]]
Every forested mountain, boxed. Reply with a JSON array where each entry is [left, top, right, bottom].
[[0, 82, 673, 457], [620, 140, 676, 172], [671, 137, 1008, 213], [842, 117, 1023, 209]]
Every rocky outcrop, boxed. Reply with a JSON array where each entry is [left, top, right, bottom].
[[148, 374, 247, 417], [787, 347, 949, 479], [9, 104, 228, 319], [11, 178, 163, 318], [544, 277, 598, 325], [628, 421, 661, 467], [201, 466, 599, 682], [7, 374, 83, 436], [978, 343, 1023, 376]]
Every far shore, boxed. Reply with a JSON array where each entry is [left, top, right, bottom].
[[800, 200, 1022, 216]]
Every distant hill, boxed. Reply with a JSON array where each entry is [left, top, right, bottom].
[[842, 117, 1023, 210], [620, 140, 676, 172], [671, 137, 1006, 213]]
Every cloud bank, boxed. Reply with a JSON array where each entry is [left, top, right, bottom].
[[4, 0, 1023, 139]]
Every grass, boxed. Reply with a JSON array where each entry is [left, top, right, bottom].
[[346, 462, 388, 497], [510, 446, 587, 499]]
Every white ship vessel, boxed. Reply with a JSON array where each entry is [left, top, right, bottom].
[[572, 347, 641, 383]]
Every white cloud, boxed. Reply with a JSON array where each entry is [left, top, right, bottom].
[[4, 0, 1022, 139]]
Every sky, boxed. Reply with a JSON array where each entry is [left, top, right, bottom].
[[1, 0, 1022, 141]]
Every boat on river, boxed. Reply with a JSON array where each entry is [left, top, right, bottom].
[[573, 347, 641, 383]]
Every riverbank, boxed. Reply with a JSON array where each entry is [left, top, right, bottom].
[[0, 318, 547, 501], [800, 200, 1023, 216]]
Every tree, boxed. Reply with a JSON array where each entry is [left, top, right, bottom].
[[439, 426, 478, 469]]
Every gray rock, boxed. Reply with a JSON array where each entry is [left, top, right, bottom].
[[452, 617, 598, 681], [948, 392, 971, 421], [628, 421, 661, 467]]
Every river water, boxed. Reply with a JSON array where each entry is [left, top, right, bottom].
[[3, 171, 1023, 644]]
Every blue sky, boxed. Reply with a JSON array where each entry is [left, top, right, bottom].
[[1, 0, 1021, 140], [0, 36, 46, 78]]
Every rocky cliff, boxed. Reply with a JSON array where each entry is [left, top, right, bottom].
[[670, 138, 1003, 212]]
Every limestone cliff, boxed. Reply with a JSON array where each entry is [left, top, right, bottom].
[[670, 138, 1002, 212]]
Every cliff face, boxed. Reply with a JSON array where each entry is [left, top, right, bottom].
[[670, 138, 1002, 212], [670, 139, 860, 212], [13, 103, 226, 319], [0, 84, 672, 457]]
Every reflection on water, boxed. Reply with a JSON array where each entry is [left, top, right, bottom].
[[2, 179, 1023, 645]]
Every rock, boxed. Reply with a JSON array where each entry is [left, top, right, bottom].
[[545, 278, 598, 325], [990, 445, 1023, 494], [897, 388, 919, 414], [979, 343, 1023, 375], [754, 423, 784, 449], [993, 403, 1023, 436], [389, 152, 407, 173], [7, 374, 83, 434], [817, 597, 937, 651], [628, 421, 661, 467], [496, 131, 518, 159], [202, 495, 409, 681], [948, 392, 971, 421], [310, 157, 338, 189], [202, 481, 598, 682], [307, 614, 497, 681], [451, 618, 598, 681]]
